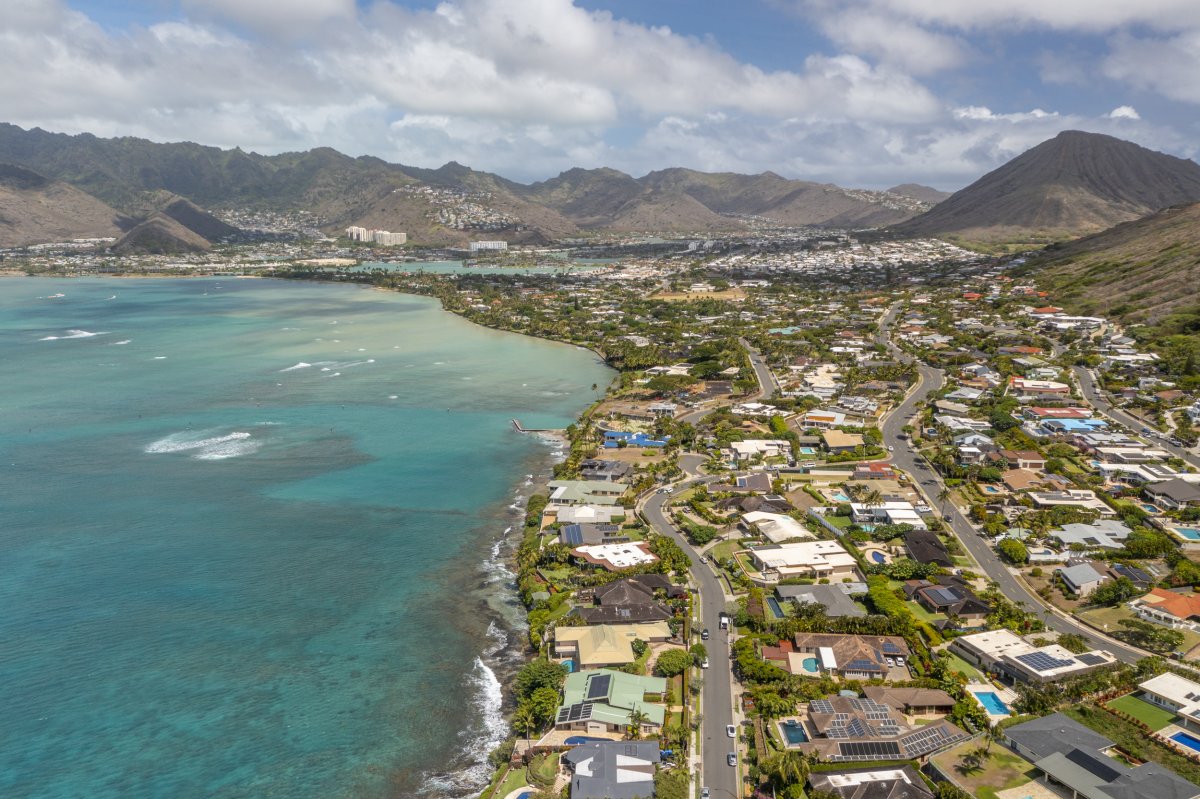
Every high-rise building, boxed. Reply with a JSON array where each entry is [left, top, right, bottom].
[[345, 227, 406, 245], [469, 240, 508, 252]]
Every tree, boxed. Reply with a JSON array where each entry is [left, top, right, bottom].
[[1056, 633, 1091, 653], [527, 686, 561, 727], [690, 642, 708, 664], [513, 703, 538, 748], [631, 639, 648, 657], [997, 537, 1029, 564], [1115, 618, 1185, 653], [653, 767, 690, 799], [515, 659, 567, 699], [655, 648, 694, 677], [626, 706, 650, 739], [1088, 576, 1140, 607]]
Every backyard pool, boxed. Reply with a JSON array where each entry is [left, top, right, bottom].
[[974, 691, 1011, 715], [767, 597, 786, 618], [799, 447, 817, 455], [870, 551, 887, 564], [800, 657, 820, 673], [565, 736, 608, 745], [1174, 527, 1200, 541], [1142, 503, 1162, 514], [779, 720, 808, 744], [1172, 731, 1200, 754], [830, 491, 852, 503], [562, 659, 576, 673], [981, 485, 1002, 494]]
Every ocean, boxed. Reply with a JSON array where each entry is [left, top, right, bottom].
[[0, 277, 613, 798]]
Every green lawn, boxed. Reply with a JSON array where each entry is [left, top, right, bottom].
[[528, 753, 559, 787], [1106, 694, 1177, 731], [824, 514, 853, 530], [491, 766, 529, 799], [709, 540, 743, 562], [1077, 605, 1200, 655], [906, 600, 944, 624], [943, 652, 984, 682]]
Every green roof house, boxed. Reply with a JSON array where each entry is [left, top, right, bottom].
[[555, 669, 667, 735]]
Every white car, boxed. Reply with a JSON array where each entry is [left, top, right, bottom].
[[887, 445, 894, 452], [727, 724, 737, 737], [915, 505, 932, 513]]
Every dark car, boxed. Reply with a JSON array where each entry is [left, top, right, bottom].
[[701, 628, 710, 640]]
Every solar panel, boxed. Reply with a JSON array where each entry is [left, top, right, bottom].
[[561, 524, 584, 546], [1076, 653, 1106, 666], [839, 741, 901, 759], [866, 711, 892, 721], [586, 674, 612, 701], [881, 641, 904, 654], [833, 712, 850, 722], [1014, 652, 1074, 671], [845, 658, 882, 672], [846, 718, 869, 738], [810, 699, 835, 714], [827, 726, 849, 739]]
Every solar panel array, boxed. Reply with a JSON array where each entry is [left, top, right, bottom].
[[561, 524, 584, 546], [586, 674, 612, 701], [556, 702, 596, 724], [850, 698, 889, 714], [881, 641, 904, 654], [900, 724, 969, 756], [845, 658, 882, 672], [810, 699, 835, 714], [1014, 651, 1075, 671], [1076, 653, 1107, 666], [837, 741, 902, 760]]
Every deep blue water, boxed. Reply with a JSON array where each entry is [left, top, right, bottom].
[[0, 277, 612, 798]]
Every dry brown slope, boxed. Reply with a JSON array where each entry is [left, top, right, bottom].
[[1022, 202, 1200, 324], [0, 164, 125, 246]]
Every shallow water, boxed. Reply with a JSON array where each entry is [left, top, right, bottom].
[[0, 277, 611, 798]]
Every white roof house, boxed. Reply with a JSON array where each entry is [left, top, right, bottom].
[[748, 540, 859, 581], [728, 439, 792, 461], [1140, 673, 1200, 729], [742, 511, 813, 543], [950, 629, 1117, 683]]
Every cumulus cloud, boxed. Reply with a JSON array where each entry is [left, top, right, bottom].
[[1108, 105, 1141, 120]]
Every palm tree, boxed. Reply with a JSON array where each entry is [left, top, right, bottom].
[[626, 707, 649, 739], [864, 488, 885, 510], [513, 704, 538, 751], [936, 486, 953, 513]]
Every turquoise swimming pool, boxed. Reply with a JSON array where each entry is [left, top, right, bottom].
[[779, 721, 808, 744], [974, 691, 1010, 715], [1174, 527, 1200, 541], [801, 657, 819, 673], [1172, 731, 1200, 754], [831, 491, 852, 502]]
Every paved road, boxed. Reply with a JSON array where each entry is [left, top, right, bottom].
[[643, 481, 736, 798], [876, 304, 1145, 663], [740, 337, 776, 400]]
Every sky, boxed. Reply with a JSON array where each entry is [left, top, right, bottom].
[[4, 0, 1200, 189]]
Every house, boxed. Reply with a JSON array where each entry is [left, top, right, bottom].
[[579, 459, 632, 482], [1051, 520, 1131, 551], [748, 540, 860, 582], [1130, 588, 1200, 633], [554, 505, 622, 525], [906, 577, 990, 625], [555, 669, 667, 734], [807, 766, 934, 799], [711, 472, 774, 494], [904, 528, 952, 567], [1003, 468, 1046, 492], [553, 622, 672, 668], [798, 693, 968, 762], [742, 511, 814, 543], [573, 576, 676, 625], [933, 399, 971, 416], [1139, 673, 1200, 732], [1146, 478, 1200, 510], [851, 500, 927, 529], [572, 541, 658, 571], [775, 583, 866, 618], [1004, 712, 1200, 799], [852, 462, 897, 481], [728, 439, 792, 461], [558, 523, 627, 547], [950, 630, 1117, 684], [548, 479, 629, 506], [1056, 563, 1108, 597], [861, 686, 955, 716], [1029, 490, 1115, 517], [1000, 449, 1047, 470], [603, 430, 668, 449], [790, 633, 909, 679], [1109, 563, 1152, 591], [564, 741, 659, 799], [822, 430, 865, 453], [1008, 377, 1070, 400]]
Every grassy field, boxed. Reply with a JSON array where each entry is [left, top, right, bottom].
[[931, 740, 1034, 799], [1078, 605, 1200, 653], [1065, 705, 1200, 785], [710, 540, 743, 562], [1106, 693, 1177, 731], [943, 651, 985, 681]]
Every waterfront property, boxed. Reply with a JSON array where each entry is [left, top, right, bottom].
[[950, 629, 1117, 684], [571, 541, 658, 571], [555, 669, 667, 735], [563, 740, 659, 799], [572, 576, 677, 625], [553, 622, 672, 668]]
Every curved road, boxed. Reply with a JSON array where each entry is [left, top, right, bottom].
[[877, 303, 1144, 663]]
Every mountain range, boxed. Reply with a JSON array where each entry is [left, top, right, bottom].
[[0, 123, 938, 247]]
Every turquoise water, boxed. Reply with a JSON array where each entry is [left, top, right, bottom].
[[779, 722, 807, 744], [0, 277, 612, 798], [1172, 731, 1200, 753], [801, 657, 819, 673], [1175, 527, 1200, 541], [974, 692, 1010, 715]]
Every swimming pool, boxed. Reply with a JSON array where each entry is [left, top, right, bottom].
[[766, 597, 786, 618], [831, 491, 852, 503], [779, 721, 808, 744], [870, 551, 887, 564], [799, 447, 817, 455], [562, 659, 576, 673], [974, 691, 1010, 715], [517, 792, 533, 799], [981, 485, 1002, 494], [1142, 503, 1161, 514], [1172, 731, 1200, 754], [1174, 527, 1200, 541], [565, 736, 608, 745], [801, 657, 819, 673]]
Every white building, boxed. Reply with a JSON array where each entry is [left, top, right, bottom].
[[727, 439, 792, 462], [1139, 673, 1200, 731], [345, 226, 406, 245], [850, 500, 927, 529], [949, 629, 1117, 683], [742, 511, 813, 543], [469, 240, 508, 252], [748, 540, 859, 581]]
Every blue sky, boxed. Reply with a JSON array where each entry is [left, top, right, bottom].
[[4, 0, 1198, 188]]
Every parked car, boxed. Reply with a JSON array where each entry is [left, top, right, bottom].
[[887, 445, 894, 452], [727, 752, 737, 767], [701, 628, 710, 640], [896, 656, 906, 667], [702, 789, 710, 799], [886, 656, 895, 667], [727, 724, 737, 737], [915, 504, 932, 513], [701, 658, 710, 669]]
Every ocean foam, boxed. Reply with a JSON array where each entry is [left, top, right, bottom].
[[145, 431, 257, 460], [111, 339, 132, 345], [40, 329, 106, 341], [279, 362, 311, 372]]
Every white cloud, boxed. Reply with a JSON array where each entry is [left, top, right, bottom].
[[813, 10, 969, 75], [952, 106, 1058, 122], [181, 0, 356, 37], [1105, 31, 1200, 104], [1108, 105, 1141, 120], [855, 0, 1200, 33]]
